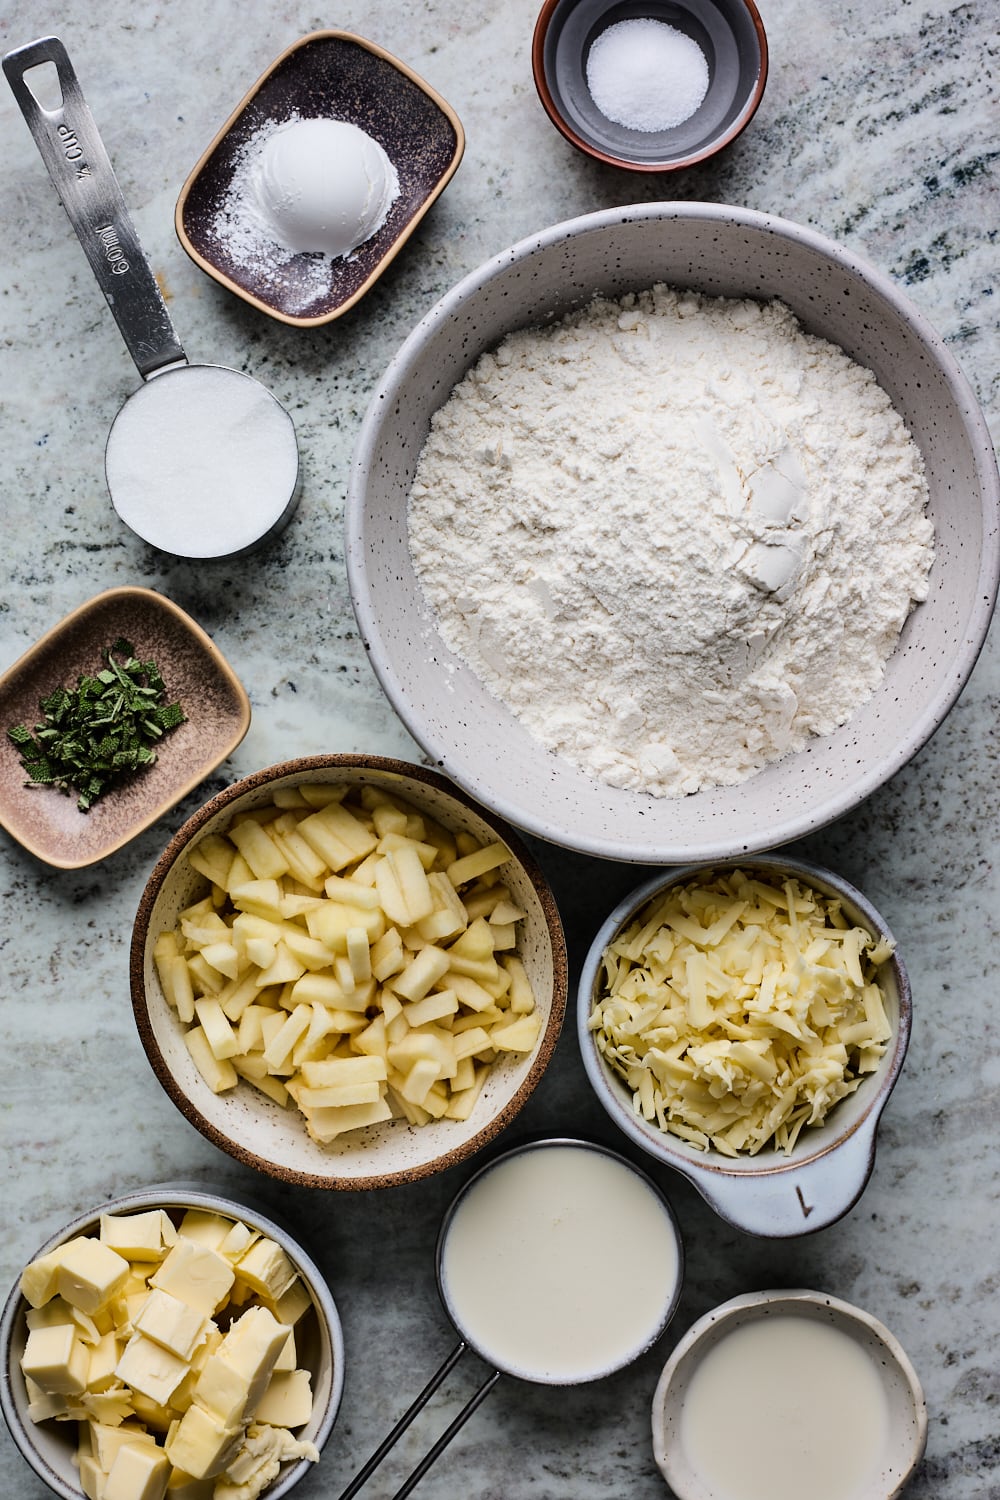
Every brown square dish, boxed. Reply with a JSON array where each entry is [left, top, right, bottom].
[[0, 588, 251, 869], [175, 30, 465, 327]]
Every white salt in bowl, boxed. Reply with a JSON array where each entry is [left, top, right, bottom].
[[346, 202, 1000, 863], [130, 755, 567, 1190], [0, 1183, 344, 1500]]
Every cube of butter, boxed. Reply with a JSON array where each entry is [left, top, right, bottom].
[[219, 1306, 292, 1414], [104, 1439, 171, 1500], [133, 1289, 208, 1362], [164, 1402, 243, 1480], [191, 1350, 253, 1427], [88, 1329, 122, 1393], [233, 1239, 296, 1302], [164, 1471, 214, 1499], [78, 1453, 106, 1500], [175, 1210, 231, 1251], [115, 1332, 190, 1406], [19, 1247, 68, 1309], [150, 1240, 234, 1316], [100, 1211, 174, 1262], [21, 1323, 90, 1395], [253, 1367, 314, 1429], [90, 1422, 156, 1472], [56, 1238, 130, 1316]]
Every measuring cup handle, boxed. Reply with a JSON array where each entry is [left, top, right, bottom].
[[336, 1341, 469, 1500], [390, 1367, 502, 1500], [3, 35, 187, 379]]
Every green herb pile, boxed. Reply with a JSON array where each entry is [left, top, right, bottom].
[[7, 639, 186, 812]]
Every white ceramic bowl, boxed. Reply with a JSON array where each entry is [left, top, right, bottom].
[[0, 1183, 344, 1500], [577, 856, 911, 1237], [347, 202, 1000, 863], [651, 1289, 927, 1499], [130, 755, 568, 1189]]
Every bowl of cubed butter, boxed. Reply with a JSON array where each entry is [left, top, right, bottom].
[[577, 856, 911, 1238], [0, 1183, 343, 1500], [130, 755, 568, 1189]]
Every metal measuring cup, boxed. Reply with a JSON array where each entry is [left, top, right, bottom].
[[337, 1137, 684, 1500], [3, 36, 300, 560]]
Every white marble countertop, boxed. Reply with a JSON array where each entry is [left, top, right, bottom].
[[1, 0, 997, 1496]]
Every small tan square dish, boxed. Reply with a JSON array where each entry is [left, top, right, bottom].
[[175, 30, 465, 327], [0, 588, 251, 870]]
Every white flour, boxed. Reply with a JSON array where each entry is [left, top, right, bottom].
[[407, 286, 934, 798]]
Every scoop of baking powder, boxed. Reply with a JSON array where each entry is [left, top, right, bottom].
[[248, 117, 399, 258]]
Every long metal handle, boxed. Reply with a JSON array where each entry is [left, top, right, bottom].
[[3, 35, 186, 379], [390, 1368, 502, 1500], [337, 1341, 502, 1500]]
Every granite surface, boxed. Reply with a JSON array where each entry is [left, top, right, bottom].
[[1, 0, 998, 1497]]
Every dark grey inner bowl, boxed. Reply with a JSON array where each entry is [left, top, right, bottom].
[[537, 0, 765, 167]]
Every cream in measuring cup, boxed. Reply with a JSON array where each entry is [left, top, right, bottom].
[[4, 35, 300, 560], [337, 1137, 683, 1500], [439, 1138, 682, 1383]]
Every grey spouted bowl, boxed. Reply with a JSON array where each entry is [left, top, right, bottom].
[[0, 1183, 344, 1500], [576, 856, 911, 1237], [347, 203, 1000, 863]]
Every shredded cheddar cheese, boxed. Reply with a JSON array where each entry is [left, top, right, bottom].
[[589, 869, 894, 1156]]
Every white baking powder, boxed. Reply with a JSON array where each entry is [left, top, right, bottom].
[[407, 286, 934, 798]]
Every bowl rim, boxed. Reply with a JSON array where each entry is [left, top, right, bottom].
[[130, 753, 569, 1189], [530, 0, 769, 171], [347, 200, 1000, 864], [651, 1287, 928, 1498], [574, 855, 911, 1213], [0, 586, 251, 870], [174, 29, 466, 328], [0, 1182, 345, 1500]]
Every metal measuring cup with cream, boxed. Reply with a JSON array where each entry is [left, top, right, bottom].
[[337, 1138, 683, 1500], [4, 35, 300, 560]]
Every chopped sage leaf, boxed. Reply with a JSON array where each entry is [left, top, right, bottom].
[[7, 638, 186, 811]]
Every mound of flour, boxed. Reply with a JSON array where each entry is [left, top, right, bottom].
[[407, 286, 934, 797]]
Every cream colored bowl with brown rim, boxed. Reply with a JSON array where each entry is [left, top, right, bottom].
[[130, 755, 567, 1189]]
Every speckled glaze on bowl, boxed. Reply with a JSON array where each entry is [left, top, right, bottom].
[[0, 588, 250, 870], [577, 856, 911, 1237], [652, 1290, 927, 1499], [532, 0, 767, 171], [347, 202, 1000, 863], [0, 1182, 344, 1500], [130, 756, 568, 1190], [175, 31, 465, 327]]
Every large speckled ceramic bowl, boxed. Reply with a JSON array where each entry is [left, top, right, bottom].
[[0, 1183, 344, 1500], [347, 202, 1000, 863], [131, 756, 567, 1189], [0, 588, 250, 870], [577, 856, 911, 1237], [652, 1290, 927, 1498], [176, 31, 464, 327]]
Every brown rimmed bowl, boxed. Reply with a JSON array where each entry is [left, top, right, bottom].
[[0, 588, 250, 870], [532, 0, 767, 171], [130, 755, 568, 1189], [175, 31, 465, 327]]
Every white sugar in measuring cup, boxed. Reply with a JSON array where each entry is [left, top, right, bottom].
[[3, 36, 300, 560], [337, 1137, 684, 1500]]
